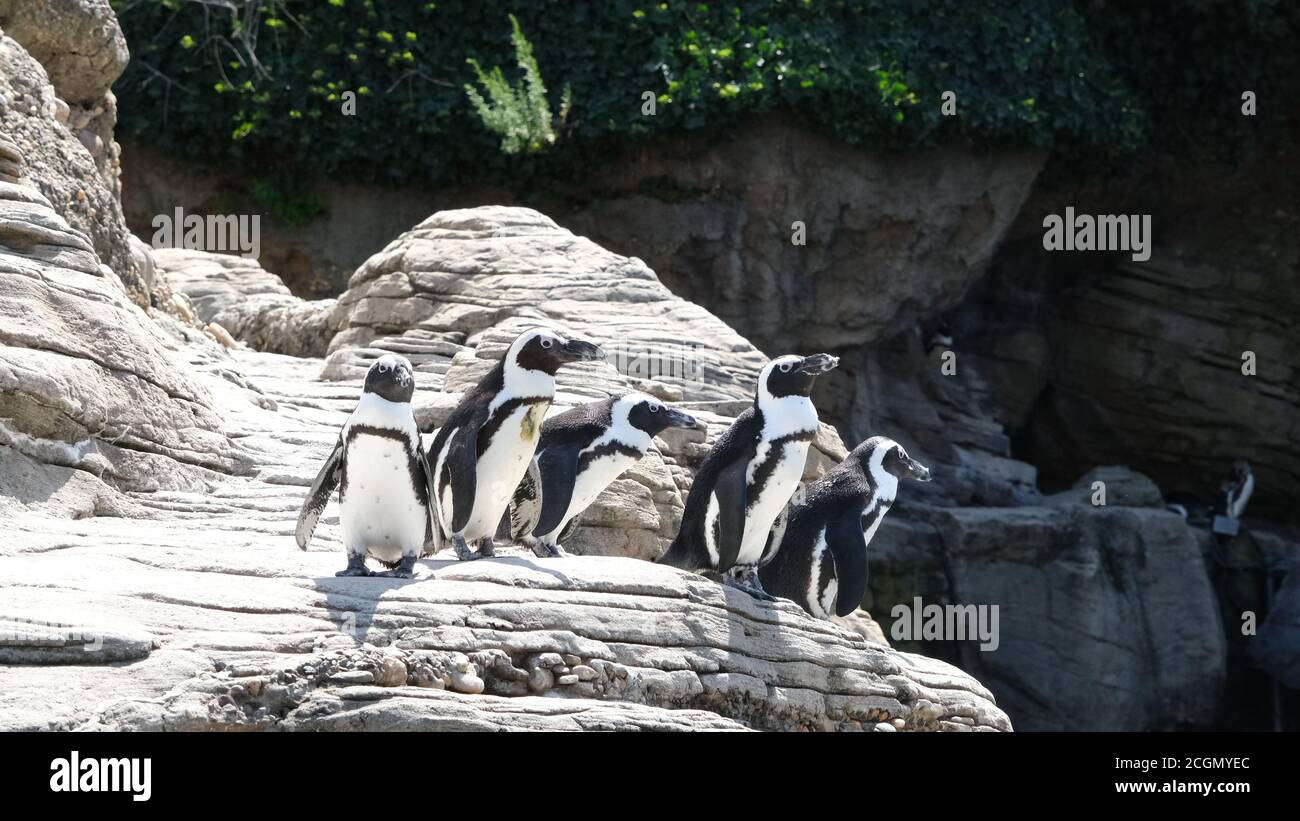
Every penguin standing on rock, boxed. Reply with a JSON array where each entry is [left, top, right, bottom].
[[657, 353, 839, 599], [296, 354, 433, 578], [425, 328, 604, 561], [509, 393, 698, 557], [759, 436, 931, 619]]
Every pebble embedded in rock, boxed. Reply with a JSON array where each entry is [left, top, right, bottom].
[[528, 667, 554, 693], [449, 671, 485, 695], [374, 656, 408, 687]]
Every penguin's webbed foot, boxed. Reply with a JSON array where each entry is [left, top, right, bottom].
[[452, 534, 484, 561], [476, 536, 497, 558], [335, 554, 373, 577], [375, 554, 417, 579], [530, 539, 567, 559]]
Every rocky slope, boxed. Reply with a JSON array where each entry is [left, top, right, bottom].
[[181, 204, 1246, 731], [0, 342, 1008, 732]]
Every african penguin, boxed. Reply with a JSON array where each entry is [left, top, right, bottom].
[[1222, 460, 1254, 520], [296, 354, 433, 578], [657, 352, 839, 599], [759, 436, 931, 619], [509, 393, 698, 557], [1166, 459, 1255, 526], [425, 327, 604, 561]]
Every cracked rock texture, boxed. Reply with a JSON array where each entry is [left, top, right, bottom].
[[0, 165, 234, 488], [0, 11, 136, 292]]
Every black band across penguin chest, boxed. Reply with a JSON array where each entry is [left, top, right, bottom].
[[745, 429, 817, 510], [477, 396, 551, 453], [339, 424, 429, 506], [577, 440, 643, 473]]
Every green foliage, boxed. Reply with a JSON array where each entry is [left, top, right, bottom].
[[110, 0, 1300, 189], [464, 14, 570, 155], [247, 175, 326, 227]]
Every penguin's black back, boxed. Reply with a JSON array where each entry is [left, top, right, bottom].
[[658, 406, 763, 570], [760, 457, 873, 613], [537, 397, 614, 453], [425, 360, 505, 459]]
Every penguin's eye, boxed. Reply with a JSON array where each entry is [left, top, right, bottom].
[[650, 404, 660, 413], [779, 362, 793, 373], [540, 338, 553, 349], [378, 362, 391, 372]]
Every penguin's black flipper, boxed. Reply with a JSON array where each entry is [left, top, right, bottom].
[[713, 450, 753, 571], [510, 456, 543, 540], [296, 438, 343, 550], [826, 507, 869, 617], [445, 405, 490, 533], [532, 443, 581, 537]]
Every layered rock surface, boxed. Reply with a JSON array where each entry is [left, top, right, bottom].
[[0, 16, 138, 297], [0, 346, 1009, 732], [0, 152, 234, 496]]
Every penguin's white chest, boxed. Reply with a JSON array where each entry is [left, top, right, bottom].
[[464, 402, 547, 539], [737, 439, 811, 565], [340, 434, 426, 563], [544, 452, 638, 540]]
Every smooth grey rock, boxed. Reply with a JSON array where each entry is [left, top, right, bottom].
[[155, 247, 340, 357], [0, 166, 235, 495]]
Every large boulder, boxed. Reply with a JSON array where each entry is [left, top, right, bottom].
[[868, 502, 1227, 730], [0, 0, 128, 105], [0, 28, 138, 298], [155, 247, 340, 358], [0, 0, 128, 206], [328, 205, 772, 403], [565, 116, 1047, 354], [0, 167, 236, 498], [324, 206, 849, 556], [0, 31, 234, 508]]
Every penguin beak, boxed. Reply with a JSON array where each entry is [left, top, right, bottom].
[[797, 353, 840, 375], [665, 409, 698, 429], [558, 338, 605, 363], [909, 458, 932, 482]]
